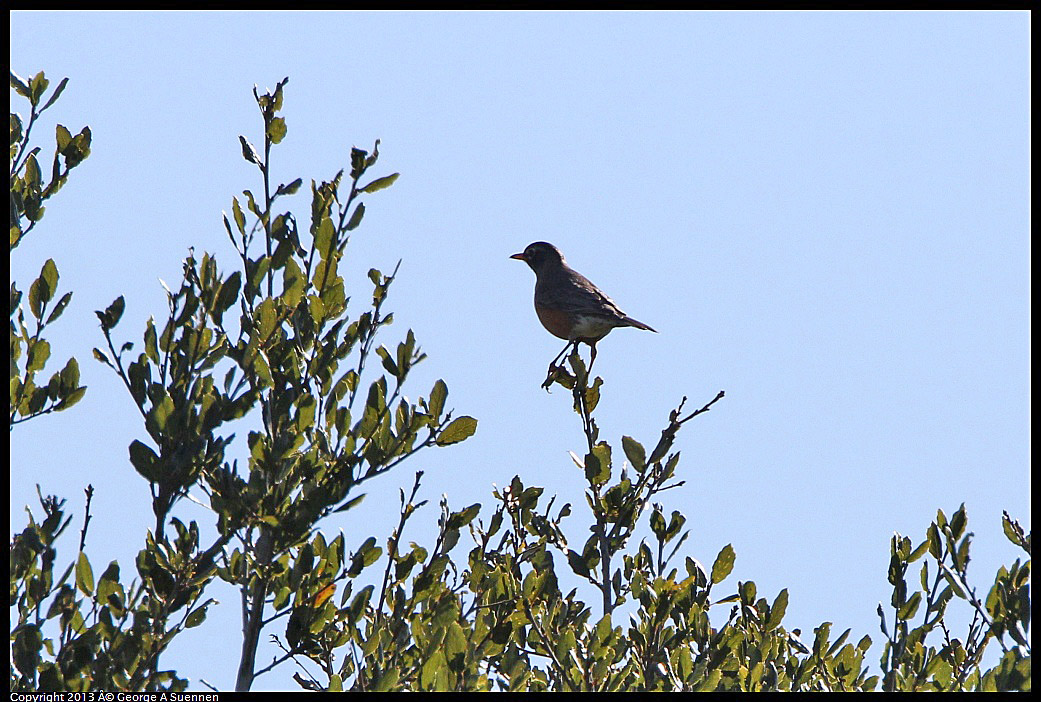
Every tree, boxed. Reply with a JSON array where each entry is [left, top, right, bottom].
[[10, 73, 477, 692], [10, 74, 1030, 692], [10, 70, 90, 428], [269, 350, 1029, 691]]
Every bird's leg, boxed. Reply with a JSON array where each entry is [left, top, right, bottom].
[[549, 340, 575, 370], [542, 340, 576, 391], [588, 341, 598, 372]]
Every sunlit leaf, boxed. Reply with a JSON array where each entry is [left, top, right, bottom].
[[436, 416, 477, 446], [75, 551, 94, 596], [358, 173, 399, 194], [267, 116, 287, 144], [711, 544, 736, 585]]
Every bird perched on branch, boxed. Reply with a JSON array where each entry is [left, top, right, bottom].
[[510, 241, 656, 370]]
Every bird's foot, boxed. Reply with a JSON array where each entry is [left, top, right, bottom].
[[542, 360, 575, 392]]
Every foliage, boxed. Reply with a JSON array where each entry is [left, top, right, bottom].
[[274, 351, 1030, 692], [9, 74, 1030, 693], [10, 75, 476, 692], [9, 72, 187, 692], [91, 77, 476, 691], [10, 70, 89, 428], [10, 487, 202, 691], [878, 506, 1030, 691]]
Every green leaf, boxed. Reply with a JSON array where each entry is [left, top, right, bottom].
[[39, 259, 58, 303], [59, 356, 80, 390], [40, 77, 69, 113], [92, 347, 112, 367], [421, 649, 449, 691], [897, 592, 922, 621], [348, 537, 381, 577], [55, 126, 90, 168], [345, 202, 365, 231], [518, 485, 543, 510], [24, 151, 40, 190], [296, 395, 316, 433], [243, 189, 260, 217], [949, 503, 967, 540], [95, 295, 125, 331], [444, 621, 467, 672], [256, 298, 277, 339], [267, 116, 287, 144], [375, 345, 397, 376], [908, 538, 931, 563], [695, 669, 722, 692], [143, 317, 160, 364], [584, 442, 612, 487], [129, 440, 160, 482], [275, 178, 302, 197], [10, 71, 31, 98], [185, 605, 208, 628], [373, 668, 400, 692], [26, 338, 50, 372], [1001, 512, 1028, 551], [231, 196, 246, 235], [282, 257, 305, 308], [568, 549, 591, 577], [447, 503, 481, 530], [584, 376, 602, 413], [75, 551, 94, 596], [664, 510, 686, 543], [314, 216, 335, 258], [217, 271, 242, 315], [436, 416, 477, 446], [307, 293, 326, 325], [239, 135, 261, 165], [358, 172, 399, 194], [45, 291, 72, 325], [826, 628, 851, 658], [621, 435, 646, 471], [927, 523, 942, 559], [150, 393, 175, 432], [812, 622, 832, 657], [766, 588, 789, 630], [711, 543, 736, 585], [334, 493, 366, 513], [28, 278, 45, 320], [350, 147, 368, 179], [54, 386, 86, 411], [650, 507, 667, 539], [30, 72, 50, 104], [429, 379, 448, 418], [55, 125, 73, 154]]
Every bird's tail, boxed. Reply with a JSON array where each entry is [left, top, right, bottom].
[[623, 316, 657, 333]]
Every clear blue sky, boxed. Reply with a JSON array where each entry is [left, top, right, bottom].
[[11, 11, 1029, 691]]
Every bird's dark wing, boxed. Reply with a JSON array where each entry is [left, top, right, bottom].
[[538, 266, 629, 320]]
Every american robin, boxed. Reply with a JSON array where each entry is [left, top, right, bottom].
[[511, 241, 656, 369]]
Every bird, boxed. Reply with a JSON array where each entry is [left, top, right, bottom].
[[510, 241, 656, 370]]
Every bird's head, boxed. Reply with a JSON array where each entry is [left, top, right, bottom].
[[510, 241, 565, 274]]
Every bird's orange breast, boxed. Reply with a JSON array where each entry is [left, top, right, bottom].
[[535, 306, 573, 340]]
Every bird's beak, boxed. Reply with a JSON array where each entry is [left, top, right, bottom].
[[509, 253, 526, 261]]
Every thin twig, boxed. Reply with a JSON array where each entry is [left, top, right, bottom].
[[78, 484, 94, 552]]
